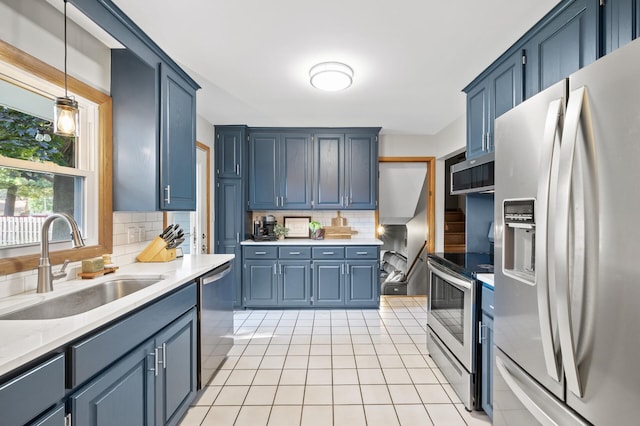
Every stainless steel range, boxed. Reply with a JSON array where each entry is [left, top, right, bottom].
[[427, 252, 493, 410]]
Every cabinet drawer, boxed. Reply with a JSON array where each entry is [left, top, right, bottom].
[[279, 246, 311, 259], [0, 353, 64, 426], [69, 283, 196, 388], [244, 246, 278, 259], [312, 247, 345, 259], [346, 246, 378, 259], [482, 285, 495, 317]]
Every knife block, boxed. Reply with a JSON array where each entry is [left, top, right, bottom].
[[137, 237, 177, 262]]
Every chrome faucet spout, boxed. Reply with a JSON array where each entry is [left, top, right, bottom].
[[37, 213, 85, 293]]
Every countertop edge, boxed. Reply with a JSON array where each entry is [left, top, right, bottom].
[[0, 254, 234, 378], [476, 273, 495, 288]]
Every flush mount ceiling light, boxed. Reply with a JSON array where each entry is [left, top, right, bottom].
[[309, 62, 354, 91], [54, 0, 79, 137]]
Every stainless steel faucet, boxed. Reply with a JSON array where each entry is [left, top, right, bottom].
[[37, 213, 85, 293]]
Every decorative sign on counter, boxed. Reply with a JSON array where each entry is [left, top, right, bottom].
[[284, 216, 311, 238]]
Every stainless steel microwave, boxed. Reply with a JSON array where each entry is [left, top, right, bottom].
[[450, 152, 495, 195]]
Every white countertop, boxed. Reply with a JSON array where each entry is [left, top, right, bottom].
[[0, 254, 234, 377], [241, 238, 383, 246], [476, 273, 494, 288]]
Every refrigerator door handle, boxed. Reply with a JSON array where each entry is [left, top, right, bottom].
[[555, 86, 589, 398], [535, 98, 564, 382]]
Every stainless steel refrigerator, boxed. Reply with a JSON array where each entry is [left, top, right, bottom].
[[493, 37, 640, 425]]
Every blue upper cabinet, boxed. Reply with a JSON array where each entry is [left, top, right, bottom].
[[313, 133, 345, 209], [216, 126, 246, 179], [249, 131, 313, 210], [524, 0, 598, 99], [249, 132, 279, 210], [602, 0, 640, 55], [345, 133, 378, 210], [466, 50, 523, 159], [314, 130, 379, 210], [159, 64, 197, 211]]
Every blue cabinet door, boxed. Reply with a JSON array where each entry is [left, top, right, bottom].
[[345, 260, 378, 307], [160, 63, 197, 211], [280, 133, 312, 209], [312, 261, 345, 306], [488, 52, 523, 152], [215, 179, 243, 306], [602, 0, 640, 55], [278, 260, 311, 306], [155, 309, 197, 426], [313, 134, 345, 209], [345, 134, 378, 210], [70, 340, 156, 426], [248, 133, 279, 209], [216, 126, 245, 179], [466, 83, 488, 159], [524, 0, 597, 98], [31, 404, 65, 426], [244, 260, 278, 306], [481, 311, 494, 418]]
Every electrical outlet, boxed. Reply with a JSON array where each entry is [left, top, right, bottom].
[[127, 227, 138, 243], [138, 226, 146, 241]]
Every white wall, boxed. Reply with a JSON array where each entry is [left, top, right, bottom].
[[379, 116, 465, 253]]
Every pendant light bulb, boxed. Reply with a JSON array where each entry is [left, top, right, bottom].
[[54, 0, 79, 137]]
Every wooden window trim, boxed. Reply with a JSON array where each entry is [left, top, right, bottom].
[[0, 40, 113, 275]]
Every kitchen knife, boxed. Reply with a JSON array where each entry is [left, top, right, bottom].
[[160, 225, 173, 239]]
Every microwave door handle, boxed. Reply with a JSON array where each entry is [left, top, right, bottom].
[[427, 261, 472, 291], [556, 86, 591, 399], [535, 98, 563, 382]]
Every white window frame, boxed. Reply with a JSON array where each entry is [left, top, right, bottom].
[[0, 58, 100, 257]]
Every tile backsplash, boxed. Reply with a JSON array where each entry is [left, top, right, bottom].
[[0, 212, 164, 299], [251, 210, 376, 239]]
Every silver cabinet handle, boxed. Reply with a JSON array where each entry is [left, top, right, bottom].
[[273, 264, 276, 275], [236, 233, 240, 243], [289, 251, 301, 255], [535, 98, 563, 383], [481, 133, 486, 152], [323, 251, 334, 255], [341, 264, 344, 274], [281, 196, 285, 206], [153, 348, 159, 376], [279, 263, 283, 275], [164, 185, 171, 204], [489, 305, 494, 310], [236, 164, 240, 175], [356, 251, 367, 255], [275, 196, 279, 207], [255, 251, 267, 255]]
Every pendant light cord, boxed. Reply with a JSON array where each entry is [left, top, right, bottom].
[[63, 0, 68, 98]]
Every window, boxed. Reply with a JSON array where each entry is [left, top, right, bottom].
[[0, 41, 112, 274]]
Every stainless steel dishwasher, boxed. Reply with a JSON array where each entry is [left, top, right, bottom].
[[197, 261, 234, 389]]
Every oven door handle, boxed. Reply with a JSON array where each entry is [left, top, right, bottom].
[[428, 261, 472, 291]]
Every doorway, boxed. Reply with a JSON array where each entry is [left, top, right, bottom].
[[164, 141, 211, 254], [377, 157, 435, 295]]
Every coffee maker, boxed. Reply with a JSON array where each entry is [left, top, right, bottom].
[[253, 215, 278, 241]]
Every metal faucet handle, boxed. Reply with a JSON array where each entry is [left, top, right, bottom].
[[52, 259, 70, 281]]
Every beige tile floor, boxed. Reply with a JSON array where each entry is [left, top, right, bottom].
[[180, 296, 491, 426]]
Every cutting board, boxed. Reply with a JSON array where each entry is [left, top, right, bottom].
[[331, 211, 347, 226], [324, 225, 352, 239]]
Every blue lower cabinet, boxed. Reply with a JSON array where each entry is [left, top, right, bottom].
[[70, 340, 156, 425], [155, 309, 197, 426], [481, 285, 495, 418], [312, 261, 345, 306], [243, 260, 278, 306], [278, 261, 311, 306], [71, 308, 197, 426], [345, 260, 379, 307]]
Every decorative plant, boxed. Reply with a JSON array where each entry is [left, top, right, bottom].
[[309, 221, 322, 233], [274, 224, 289, 238]]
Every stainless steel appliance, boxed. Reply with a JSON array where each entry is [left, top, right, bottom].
[[450, 152, 495, 195], [252, 215, 277, 241], [427, 253, 493, 410], [197, 262, 234, 389], [493, 37, 640, 425]]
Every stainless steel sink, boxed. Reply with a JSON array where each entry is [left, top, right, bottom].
[[0, 276, 164, 320]]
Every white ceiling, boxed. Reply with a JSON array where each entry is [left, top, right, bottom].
[[111, 0, 559, 135]]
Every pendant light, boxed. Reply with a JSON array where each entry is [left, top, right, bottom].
[[54, 0, 79, 137]]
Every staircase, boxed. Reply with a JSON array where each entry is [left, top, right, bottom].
[[444, 210, 466, 253]]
